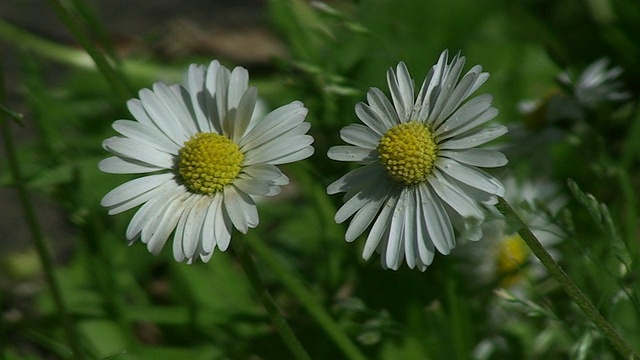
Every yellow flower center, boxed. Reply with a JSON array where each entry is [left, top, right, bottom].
[[178, 132, 244, 195], [495, 233, 529, 287], [377, 121, 438, 185]]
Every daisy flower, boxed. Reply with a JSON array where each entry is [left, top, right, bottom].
[[462, 176, 567, 288], [326, 50, 508, 271], [558, 58, 630, 109], [99, 60, 314, 263]]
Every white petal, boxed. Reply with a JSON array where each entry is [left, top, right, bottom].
[[106, 180, 180, 215], [468, 71, 489, 96], [144, 192, 190, 254], [263, 146, 315, 165], [99, 156, 165, 174], [204, 61, 225, 133], [427, 170, 484, 220], [387, 62, 414, 122], [439, 125, 508, 150], [335, 177, 388, 224], [439, 149, 508, 168], [232, 87, 257, 141], [126, 185, 184, 240], [345, 187, 388, 242], [244, 135, 314, 165], [239, 102, 307, 148], [433, 94, 492, 137], [182, 195, 210, 259], [242, 120, 311, 163], [327, 146, 377, 163], [185, 63, 213, 133], [435, 157, 503, 195], [223, 185, 258, 234], [215, 66, 232, 135], [414, 50, 449, 121], [418, 184, 455, 255], [112, 119, 180, 154], [200, 194, 220, 254], [435, 70, 479, 123], [362, 190, 400, 259], [403, 188, 418, 269], [228, 66, 249, 110], [154, 83, 198, 136], [172, 195, 199, 262], [427, 54, 466, 126], [147, 192, 193, 256], [104, 137, 175, 169], [127, 98, 155, 129], [214, 194, 233, 251], [234, 175, 271, 196], [437, 107, 499, 141], [101, 173, 175, 208], [355, 102, 389, 136], [327, 163, 385, 195], [366, 88, 399, 129], [414, 190, 435, 266], [138, 88, 189, 145], [241, 164, 285, 182], [339, 124, 380, 149], [385, 189, 407, 269]]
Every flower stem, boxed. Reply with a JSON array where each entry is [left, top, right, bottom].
[[495, 196, 639, 359], [45, 0, 133, 101], [245, 233, 368, 360], [233, 236, 312, 360], [0, 103, 24, 125], [0, 113, 84, 359]]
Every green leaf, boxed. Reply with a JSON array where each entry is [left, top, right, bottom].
[[567, 179, 631, 267], [78, 319, 129, 359]]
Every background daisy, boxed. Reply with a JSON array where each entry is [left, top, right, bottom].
[[460, 176, 567, 289]]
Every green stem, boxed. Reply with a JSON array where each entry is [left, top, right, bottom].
[[0, 114, 84, 359], [245, 233, 368, 360], [233, 236, 312, 360], [0, 103, 24, 125], [495, 197, 639, 359], [0, 19, 182, 84], [615, 169, 639, 259], [45, 0, 133, 101]]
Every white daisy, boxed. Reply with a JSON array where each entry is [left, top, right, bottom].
[[326, 50, 508, 271], [463, 176, 567, 288], [99, 60, 314, 263], [558, 58, 630, 109]]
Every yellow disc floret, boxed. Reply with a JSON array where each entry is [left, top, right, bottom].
[[495, 233, 528, 287], [377, 121, 438, 186], [178, 132, 244, 195]]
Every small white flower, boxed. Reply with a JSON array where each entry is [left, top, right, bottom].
[[327, 50, 508, 271], [99, 60, 314, 263], [463, 176, 567, 288], [558, 58, 630, 109]]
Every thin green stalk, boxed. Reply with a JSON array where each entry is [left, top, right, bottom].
[[245, 233, 368, 360], [0, 114, 84, 359], [0, 19, 182, 83], [68, 0, 120, 64], [495, 196, 639, 359], [45, 0, 133, 101], [232, 236, 312, 360], [0, 103, 24, 125], [615, 169, 639, 259], [445, 276, 470, 360]]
